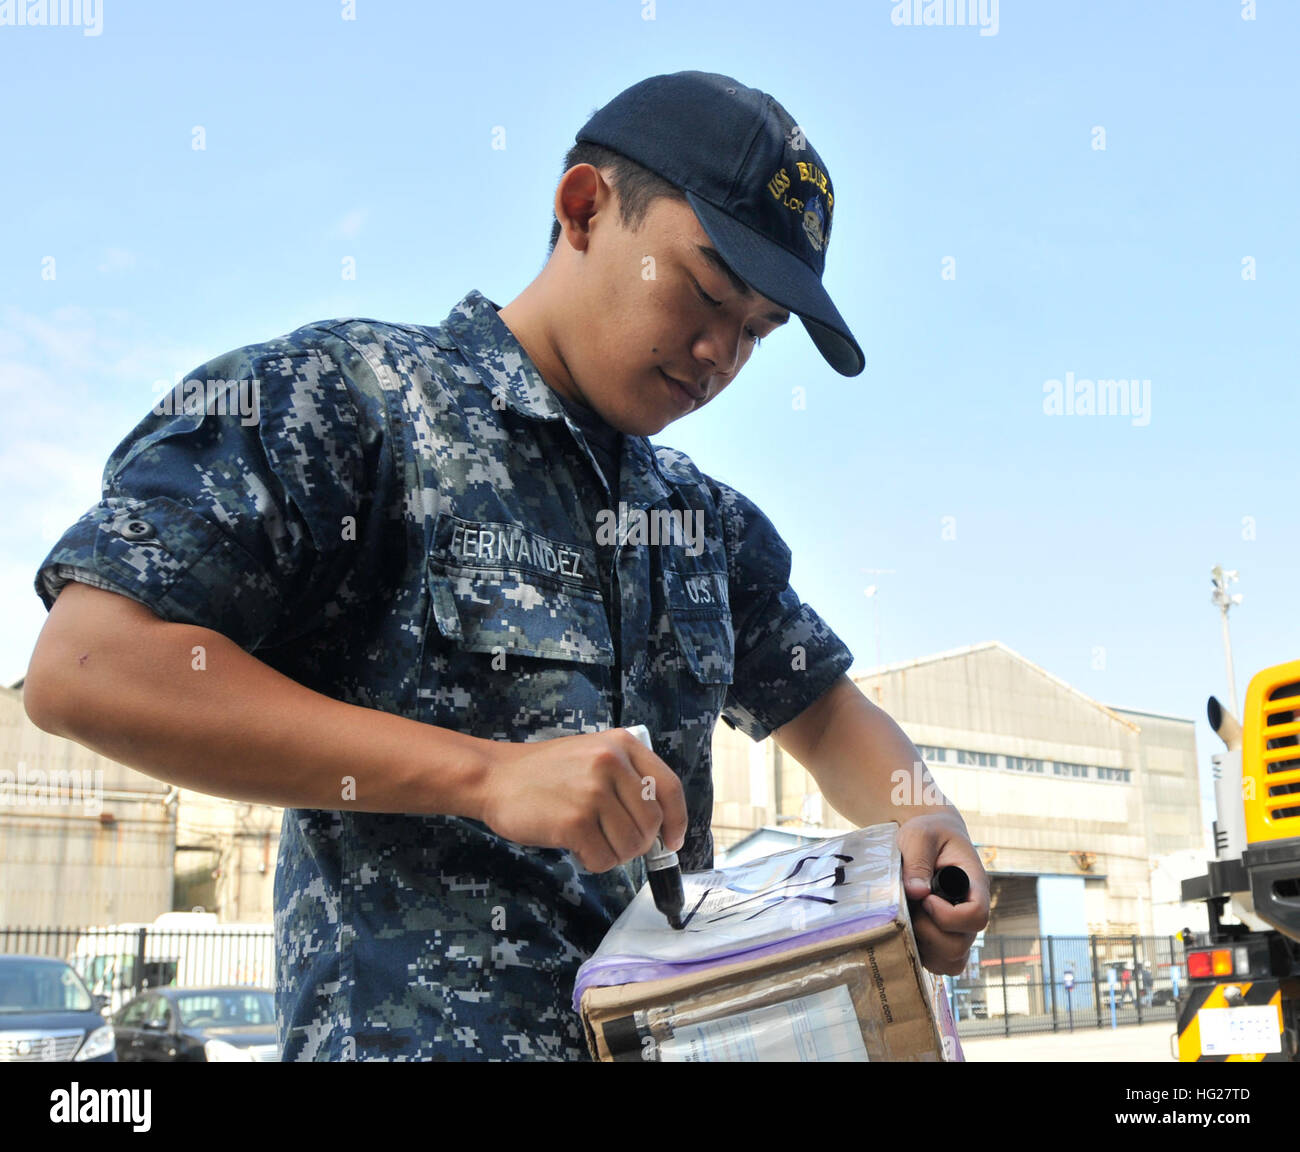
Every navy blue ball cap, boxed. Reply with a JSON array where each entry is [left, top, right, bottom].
[[576, 70, 864, 377]]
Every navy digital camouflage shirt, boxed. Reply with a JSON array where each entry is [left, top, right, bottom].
[[34, 290, 854, 1061]]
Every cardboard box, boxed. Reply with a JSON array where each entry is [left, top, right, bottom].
[[573, 823, 962, 1062]]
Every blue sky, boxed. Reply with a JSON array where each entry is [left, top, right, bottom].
[[3, 1, 1296, 841]]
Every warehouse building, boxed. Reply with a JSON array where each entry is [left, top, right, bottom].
[[710, 641, 1207, 939]]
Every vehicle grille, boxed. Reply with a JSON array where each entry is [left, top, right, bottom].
[[1245, 668, 1300, 841], [248, 1043, 279, 1061], [0, 1030, 87, 1062]]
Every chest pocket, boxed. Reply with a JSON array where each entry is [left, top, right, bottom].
[[425, 512, 614, 665], [419, 514, 615, 736], [663, 552, 734, 685], [427, 564, 614, 664]]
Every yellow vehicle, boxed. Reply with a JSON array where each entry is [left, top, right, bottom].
[[1177, 658, 1300, 1061]]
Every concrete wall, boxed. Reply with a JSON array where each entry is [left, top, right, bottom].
[[174, 791, 279, 922], [0, 687, 174, 926], [0, 686, 279, 927], [1108, 706, 1206, 858]]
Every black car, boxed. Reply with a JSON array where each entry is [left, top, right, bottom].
[[112, 986, 277, 1061], [0, 954, 116, 1062]]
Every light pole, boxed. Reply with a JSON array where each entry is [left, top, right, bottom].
[[861, 568, 895, 671], [1210, 565, 1243, 717]]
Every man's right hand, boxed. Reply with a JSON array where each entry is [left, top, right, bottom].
[[25, 584, 687, 859], [476, 728, 687, 873]]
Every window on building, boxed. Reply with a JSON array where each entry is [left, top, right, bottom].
[[1006, 756, 1045, 773], [956, 750, 998, 767]]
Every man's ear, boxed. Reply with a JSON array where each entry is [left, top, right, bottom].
[[554, 164, 610, 254]]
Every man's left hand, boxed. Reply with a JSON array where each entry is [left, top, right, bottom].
[[897, 813, 990, 976]]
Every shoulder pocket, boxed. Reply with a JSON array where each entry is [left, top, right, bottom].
[[664, 559, 733, 685], [109, 404, 210, 479]]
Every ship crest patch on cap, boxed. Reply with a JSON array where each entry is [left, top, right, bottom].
[[803, 196, 828, 253]]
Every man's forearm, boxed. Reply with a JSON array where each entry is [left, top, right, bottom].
[[773, 674, 968, 832], [24, 582, 491, 818], [777, 675, 989, 976]]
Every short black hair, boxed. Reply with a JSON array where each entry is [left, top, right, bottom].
[[547, 141, 689, 255]]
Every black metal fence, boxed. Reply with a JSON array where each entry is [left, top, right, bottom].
[[946, 934, 1186, 1037], [0, 925, 274, 1016]]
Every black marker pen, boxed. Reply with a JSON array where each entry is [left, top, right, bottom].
[[646, 836, 685, 930], [930, 865, 970, 905], [625, 725, 686, 930]]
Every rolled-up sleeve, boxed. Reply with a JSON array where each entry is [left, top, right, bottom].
[[708, 478, 855, 742], [34, 331, 391, 652]]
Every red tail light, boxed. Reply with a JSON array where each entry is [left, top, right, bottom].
[[1187, 949, 1233, 978]]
